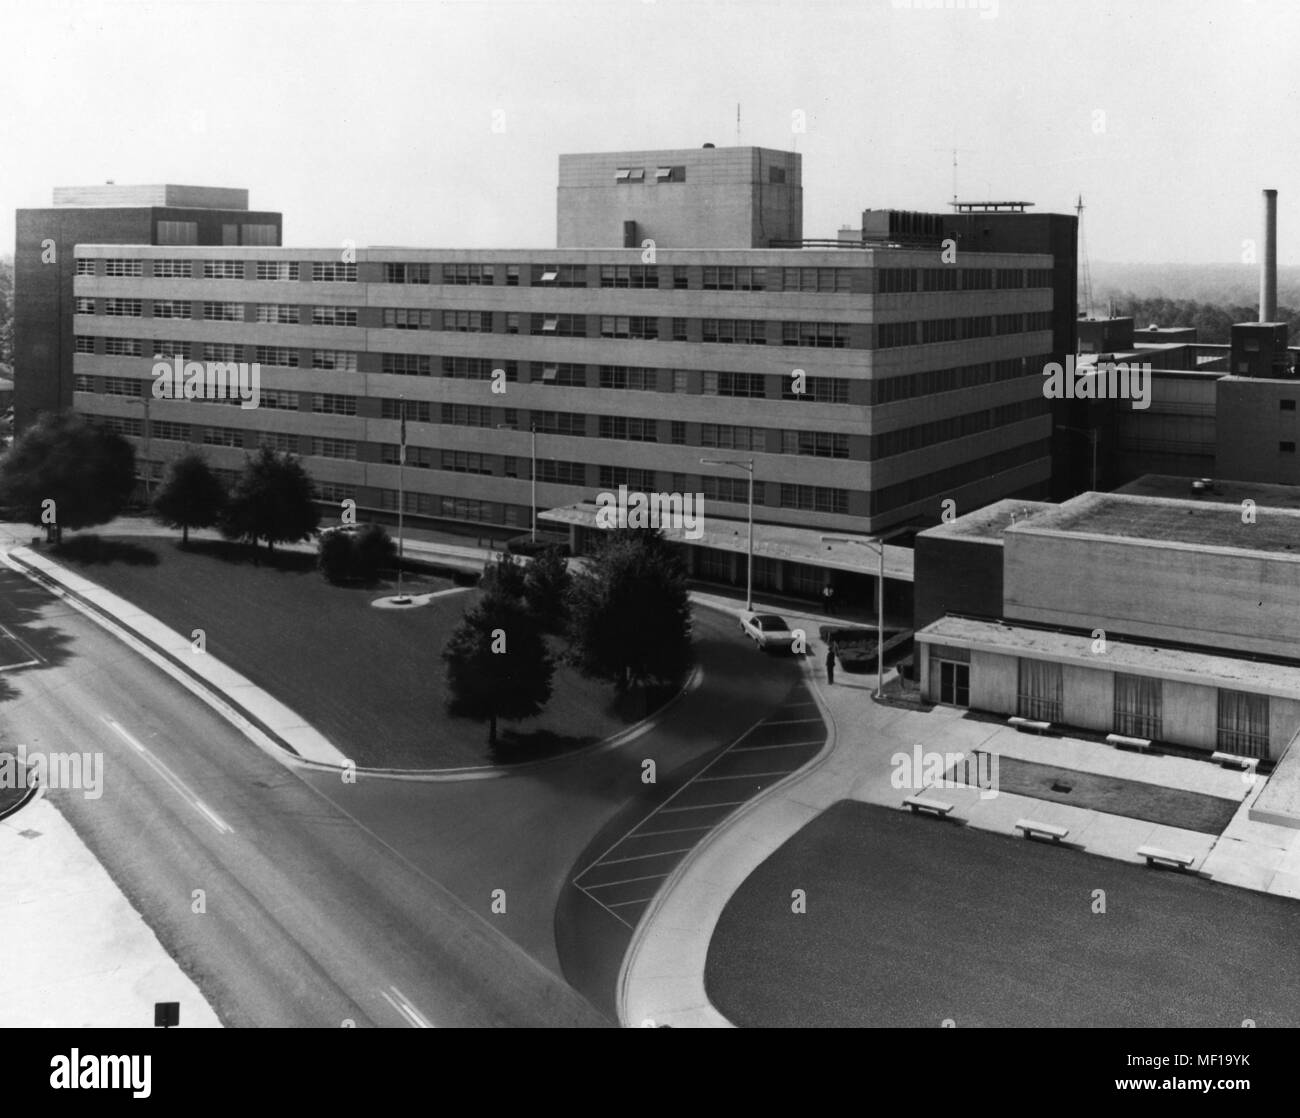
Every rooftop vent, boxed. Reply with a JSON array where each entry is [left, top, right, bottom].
[[702, 142, 715, 149]]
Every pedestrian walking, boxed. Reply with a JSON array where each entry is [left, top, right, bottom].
[[825, 642, 836, 685], [822, 583, 836, 616]]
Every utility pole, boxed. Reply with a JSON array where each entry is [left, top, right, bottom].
[[395, 398, 409, 603], [822, 534, 893, 701]]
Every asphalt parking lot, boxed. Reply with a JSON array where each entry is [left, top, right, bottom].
[[571, 688, 825, 929]]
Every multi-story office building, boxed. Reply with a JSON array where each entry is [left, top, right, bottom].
[[21, 146, 1075, 600], [13, 184, 282, 431]]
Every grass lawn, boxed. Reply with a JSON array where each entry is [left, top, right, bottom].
[[948, 755, 1241, 834], [54, 534, 656, 770], [706, 800, 1300, 1027]]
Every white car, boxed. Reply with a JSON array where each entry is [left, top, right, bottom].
[[740, 612, 795, 652]]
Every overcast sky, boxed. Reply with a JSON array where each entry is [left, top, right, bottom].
[[2, 0, 1297, 264]]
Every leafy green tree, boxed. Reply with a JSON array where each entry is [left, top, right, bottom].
[[0, 412, 136, 543], [0, 257, 13, 367], [442, 590, 554, 747], [479, 550, 528, 602], [152, 452, 226, 546], [523, 545, 570, 633], [220, 446, 319, 557], [355, 523, 397, 581], [318, 523, 398, 584], [566, 530, 693, 692], [317, 531, 355, 583]]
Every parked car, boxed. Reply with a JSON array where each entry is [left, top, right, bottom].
[[740, 612, 796, 652]]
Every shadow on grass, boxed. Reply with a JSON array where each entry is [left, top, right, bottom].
[[185, 537, 317, 574], [488, 679, 682, 765], [52, 535, 159, 567], [491, 728, 601, 764]]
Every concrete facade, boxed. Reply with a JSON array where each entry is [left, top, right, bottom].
[[70, 238, 1055, 538], [916, 492, 1300, 761], [557, 147, 802, 249], [14, 189, 281, 431]]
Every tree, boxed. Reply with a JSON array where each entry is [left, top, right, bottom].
[[152, 452, 226, 546], [479, 550, 528, 602], [442, 590, 553, 747], [566, 530, 693, 692], [318, 524, 397, 584], [317, 530, 355, 584], [523, 545, 570, 633], [220, 446, 319, 556], [354, 523, 397, 581], [0, 411, 136, 543]]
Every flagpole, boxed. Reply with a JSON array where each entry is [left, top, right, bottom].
[[396, 398, 406, 602]]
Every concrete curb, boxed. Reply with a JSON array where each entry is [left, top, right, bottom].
[[1, 547, 345, 769], [615, 647, 840, 1028], [3, 540, 714, 783], [0, 774, 45, 823]]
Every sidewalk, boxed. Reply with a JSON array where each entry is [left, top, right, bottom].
[[0, 795, 220, 1027], [619, 616, 1300, 1028], [3, 546, 350, 768]]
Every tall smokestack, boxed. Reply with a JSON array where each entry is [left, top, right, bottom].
[[1261, 188, 1278, 323]]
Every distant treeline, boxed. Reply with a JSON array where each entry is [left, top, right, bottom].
[[1099, 293, 1300, 346], [0, 258, 11, 369]]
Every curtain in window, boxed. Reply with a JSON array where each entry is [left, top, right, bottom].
[[1114, 673, 1162, 739], [1217, 689, 1269, 759], [1017, 658, 1063, 722]]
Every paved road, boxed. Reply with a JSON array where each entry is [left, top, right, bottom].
[[555, 676, 824, 1017], [296, 608, 810, 1015], [0, 566, 604, 1027]]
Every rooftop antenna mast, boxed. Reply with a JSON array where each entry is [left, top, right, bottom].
[[1076, 194, 1094, 318]]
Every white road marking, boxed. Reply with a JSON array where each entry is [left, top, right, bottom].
[[381, 986, 433, 1028], [0, 621, 45, 665], [733, 738, 824, 752], [582, 871, 671, 891], [101, 716, 234, 835]]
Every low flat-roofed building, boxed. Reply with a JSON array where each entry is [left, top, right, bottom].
[[915, 489, 1300, 773], [912, 498, 1054, 631]]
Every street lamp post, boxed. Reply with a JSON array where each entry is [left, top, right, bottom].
[[821, 533, 889, 701], [700, 457, 754, 611]]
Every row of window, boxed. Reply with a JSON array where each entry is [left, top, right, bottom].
[[1014, 660, 1269, 759], [869, 357, 1039, 405], [877, 267, 1046, 293], [79, 301, 1048, 350], [869, 440, 1048, 516], [79, 257, 1055, 296], [80, 259, 357, 282], [76, 337, 1043, 414], [614, 165, 685, 183]]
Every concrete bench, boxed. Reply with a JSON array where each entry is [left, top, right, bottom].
[[1009, 716, 1052, 734], [1138, 845, 1195, 871], [1107, 732, 1153, 752], [902, 794, 954, 819], [1014, 818, 1069, 843], [1211, 751, 1259, 771]]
